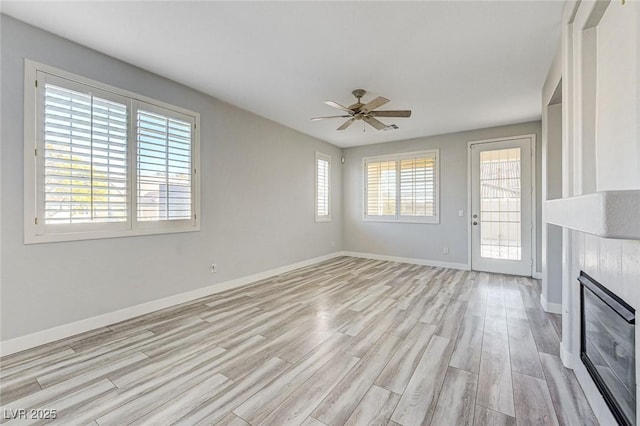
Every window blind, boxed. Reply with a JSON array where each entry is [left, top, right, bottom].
[[43, 83, 128, 224], [27, 62, 200, 243], [364, 151, 438, 222], [316, 156, 330, 217], [366, 160, 397, 216], [400, 157, 435, 216], [137, 108, 193, 221]]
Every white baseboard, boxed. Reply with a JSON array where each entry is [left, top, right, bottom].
[[341, 251, 470, 271], [560, 341, 573, 369], [0, 251, 343, 357], [539, 293, 563, 314], [532, 271, 543, 279]]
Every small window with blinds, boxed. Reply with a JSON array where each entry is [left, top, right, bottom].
[[25, 61, 200, 243], [315, 152, 331, 222], [364, 150, 439, 223]]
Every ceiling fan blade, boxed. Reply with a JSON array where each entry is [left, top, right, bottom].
[[370, 110, 412, 118], [311, 115, 351, 121], [363, 116, 388, 130], [337, 118, 355, 130], [360, 96, 389, 113], [324, 101, 353, 114]]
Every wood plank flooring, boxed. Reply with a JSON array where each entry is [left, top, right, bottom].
[[0, 257, 598, 425]]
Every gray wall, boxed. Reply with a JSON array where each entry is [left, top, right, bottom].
[[545, 103, 563, 305], [0, 15, 342, 340], [342, 121, 542, 270]]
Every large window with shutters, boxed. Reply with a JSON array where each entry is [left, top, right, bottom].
[[363, 150, 439, 223], [315, 152, 331, 222], [24, 60, 200, 243]]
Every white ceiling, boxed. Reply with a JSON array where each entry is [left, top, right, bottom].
[[2, 1, 563, 148]]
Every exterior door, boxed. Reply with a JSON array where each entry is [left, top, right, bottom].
[[471, 137, 533, 276]]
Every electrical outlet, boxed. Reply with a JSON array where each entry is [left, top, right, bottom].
[[443, 247, 449, 255], [458, 210, 464, 217], [210, 263, 217, 273]]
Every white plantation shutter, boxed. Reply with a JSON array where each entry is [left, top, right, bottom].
[[42, 79, 128, 225], [366, 160, 397, 217], [364, 151, 439, 223], [27, 62, 200, 243], [137, 105, 194, 222], [400, 156, 436, 216], [315, 153, 331, 221]]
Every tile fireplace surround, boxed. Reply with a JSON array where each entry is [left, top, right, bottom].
[[545, 191, 640, 425]]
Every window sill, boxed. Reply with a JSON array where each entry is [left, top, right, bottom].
[[24, 224, 200, 244], [363, 217, 440, 224]]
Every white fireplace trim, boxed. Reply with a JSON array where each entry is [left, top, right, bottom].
[[546, 190, 640, 240], [572, 351, 619, 426]]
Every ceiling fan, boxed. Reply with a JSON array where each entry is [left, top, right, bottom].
[[311, 89, 412, 131]]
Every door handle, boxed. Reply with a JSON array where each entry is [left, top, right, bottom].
[[473, 221, 478, 226]]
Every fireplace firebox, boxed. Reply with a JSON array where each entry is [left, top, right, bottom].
[[580, 271, 636, 426]]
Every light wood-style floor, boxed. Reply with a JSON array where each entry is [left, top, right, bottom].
[[0, 257, 597, 425]]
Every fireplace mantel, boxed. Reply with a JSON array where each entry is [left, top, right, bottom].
[[545, 190, 640, 240]]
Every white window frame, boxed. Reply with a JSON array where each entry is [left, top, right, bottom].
[[24, 59, 201, 244], [315, 151, 331, 222], [363, 149, 440, 224]]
